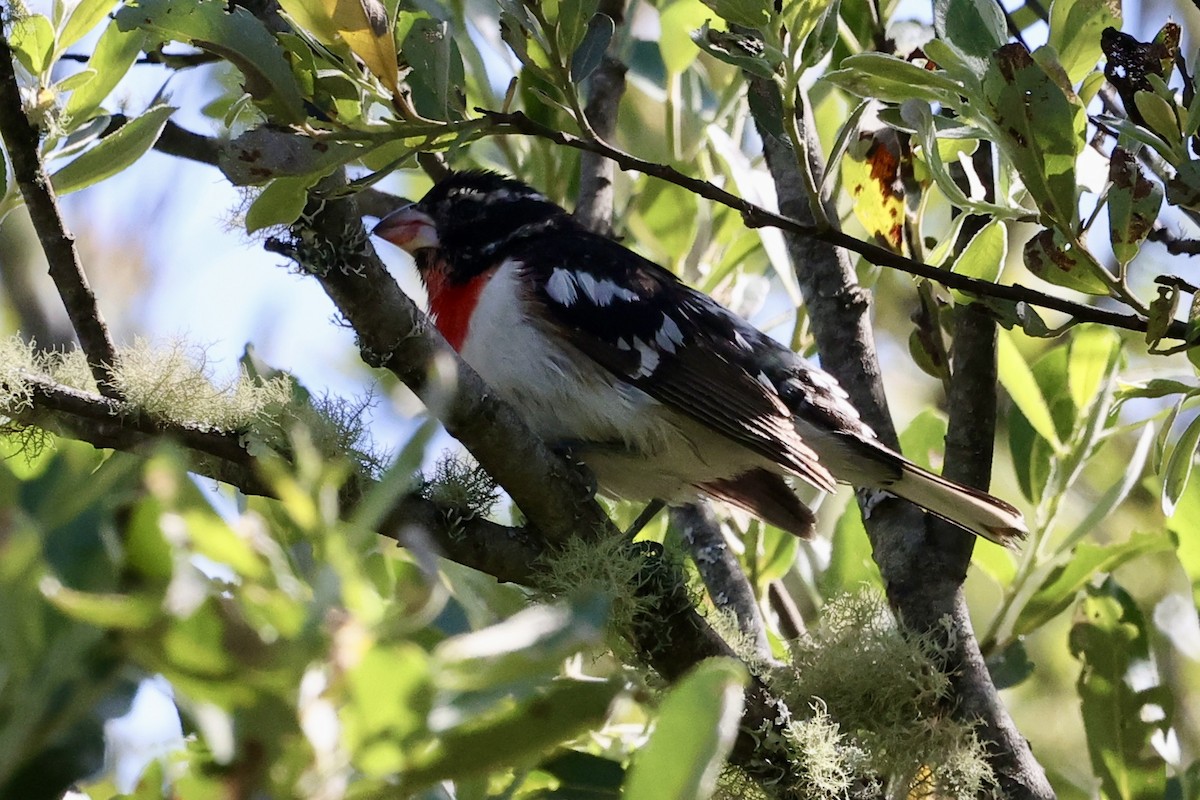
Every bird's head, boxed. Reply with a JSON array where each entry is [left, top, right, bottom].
[[373, 170, 572, 283]]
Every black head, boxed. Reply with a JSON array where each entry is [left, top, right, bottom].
[[375, 170, 576, 281]]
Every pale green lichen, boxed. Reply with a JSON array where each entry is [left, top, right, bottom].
[[0, 336, 385, 479], [113, 338, 293, 430], [769, 591, 994, 799], [422, 453, 500, 524]]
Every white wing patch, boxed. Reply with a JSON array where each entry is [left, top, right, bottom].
[[654, 314, 685, 353], [546, 268, 579, 306], [546, 268, 641, 308]]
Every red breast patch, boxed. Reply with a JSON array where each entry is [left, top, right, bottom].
[[425, 267, 494, 351]]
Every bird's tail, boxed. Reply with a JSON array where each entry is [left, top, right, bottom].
[[886, 462, 1027, 548]]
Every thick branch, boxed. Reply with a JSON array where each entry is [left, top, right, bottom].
[[479, 108, 1189, 342], [754, 86, 1052, 798], [901, 305, 1055, 798], [0, 33, 121, 397]]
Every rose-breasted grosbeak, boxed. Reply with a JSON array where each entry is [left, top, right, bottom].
[[374, 171, 1026, 546]]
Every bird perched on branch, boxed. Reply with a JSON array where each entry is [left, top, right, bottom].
[[373, 170, 1026, 546]]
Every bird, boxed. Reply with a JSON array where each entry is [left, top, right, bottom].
[[372, 170, 1026, 546]]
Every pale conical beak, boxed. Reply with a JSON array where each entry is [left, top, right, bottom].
[[372, 205, 439, 252]]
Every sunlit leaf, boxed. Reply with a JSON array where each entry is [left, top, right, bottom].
[[660, 0, 710, 75], [1015, 532, 1173, 635], [50, 105, 175, 194], [623, 659, 747, 800], [1070, 581, 1168, 800], [842, 129, 905, 251], [10, 14, 56, 75], [60, 0, 119, 51], [949, 219, 1008, 304], [402, 678, 621, 791], [115, 0, 306, 122], [982, 44, 1085, 229], [997, 329, 1061, 448], [1048, 0, 1121, 84], [63, 21, 147, 123], [1067, 325, 1120, 410], [40, 577, 161, 629]]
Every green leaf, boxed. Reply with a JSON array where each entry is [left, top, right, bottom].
[[699, 0, 773, 29], [1108, 147, 1164, 268], [60, 0, 118, 51], [115, 0, 306, 122], [821, 501, 882, 598], [50, 105, 175, 194], [949, 219, 1008, 304], [10, 14, 56, 75], [245, 175, 316, 232], [934, 0, 1006, 77], [1015, 531, 1172, 635], [1068, 325, 1120, 410], [569, 13, 614, 82], [997, 329, 1061, 448], [433, 596, 608, 699], [1070, 581, 1169, 800], [628, 178, 699, 264], [1048, 0, 1121, 84], [1134, 90, 1183, 149], [691, 22, 779, 80], [402, 18, 467, 120], [402, 678, 620, 791], [1163, 410, 1200, 516], [63, 21, 147, 123], [623, 659, 747, 800], [1023, 228, 1111, 295], [40, 577, 161, 629], [982, 44, 1085, 229], [824, 54, 963, 105], [659, 0, 710, 75], [557, 0, 600, 61], [1062, 424, 1154, 547], [798, 0, 841, 70]]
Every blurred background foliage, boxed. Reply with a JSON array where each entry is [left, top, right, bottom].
[[2, 0, 1200, 797]]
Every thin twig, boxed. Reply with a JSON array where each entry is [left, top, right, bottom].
[[479, 108, 1191, 342], [0, 32, 122, 397]]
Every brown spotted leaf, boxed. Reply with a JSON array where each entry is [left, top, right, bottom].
[[842, 129, 907, 251], [1024, 228, 1110, 295], [1108, 148, 1163, 267]]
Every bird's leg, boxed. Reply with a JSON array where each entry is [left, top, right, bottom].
[[624, 498, 666, 539]]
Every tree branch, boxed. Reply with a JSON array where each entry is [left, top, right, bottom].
[[0, 32, 122, 397], [478, 108, 1190, 343], [754, 83, 1052, 797]]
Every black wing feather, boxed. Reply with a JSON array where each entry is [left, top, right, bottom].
[[513, 231, 839, 494]]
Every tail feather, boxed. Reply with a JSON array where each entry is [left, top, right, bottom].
[[887, 462, 1027, 547], [700, 469, 816, 539]]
